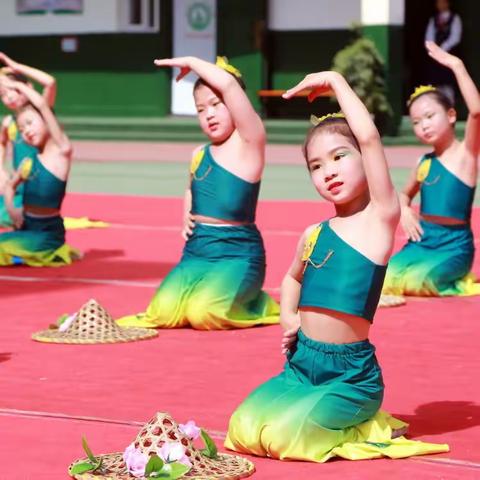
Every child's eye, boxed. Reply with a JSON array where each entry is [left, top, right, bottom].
[[334, 152, 346, 161], [310, 164, 321, 171], [197, 108, 204, 113], [426, 113, 434, 119]]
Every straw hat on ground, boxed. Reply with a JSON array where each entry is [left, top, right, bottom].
[[68, 412, 255, 479], [378, 294, 406, 308], [32, 299, 158, 344]]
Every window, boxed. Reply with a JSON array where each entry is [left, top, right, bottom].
[[121, 0, 159, 32]]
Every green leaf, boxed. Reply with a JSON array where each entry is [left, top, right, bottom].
[[200, 429, 218, 459], [166, 462, 191, 479], [92, 457, 103, 473], [145, 455, 164, 476], [70, 462, 96, 474], [82, 436, 97, 463]]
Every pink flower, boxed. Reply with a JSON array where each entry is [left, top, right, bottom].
[[179, 420, 201, 440], [123, 443, 148, 478], [156, 442, 192, 468], [59, 313, 77, 332]]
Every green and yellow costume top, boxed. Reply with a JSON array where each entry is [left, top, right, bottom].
[[21, 154, 66, 209], [417, 154, 475, 221], [190, 145, 260, 223], [299, 221, 387, 321]]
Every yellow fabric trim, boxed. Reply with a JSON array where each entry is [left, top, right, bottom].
[[63, 217, 110, 230], [416, 158, 431, 183], [7, 120, 18, 142], [19, 157, 33, 180], [302, 225, 322, 262], [190, 148, 205, 175]]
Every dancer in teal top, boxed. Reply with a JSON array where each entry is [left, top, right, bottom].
[[117, 56, 279, 330], [383, 41, 480, 297], [0, 52, 56, 226], [0, 78, 79, 266], [226, 71, 448, 462]]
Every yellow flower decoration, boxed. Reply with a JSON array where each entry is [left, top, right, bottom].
[[302, 224, 322, 262], [416, 158, 431, 183], [190, 148, 205, 175], [19, 157, 33, 180], [7, 120, 18, 141], [310, 112, 346, 126], [408, 85, 437, 106], [215, 56, 242, 78]]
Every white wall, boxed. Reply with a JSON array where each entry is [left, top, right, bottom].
[[0, 0, 119, 36], [268, 0, 361, 31]]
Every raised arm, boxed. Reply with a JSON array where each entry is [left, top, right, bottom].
[[425, 41, 480, 158], [154, 56, 265, 147], [283, 71, 399, 222], [0, 117, 9, 188], [6, 80, 71, 156], [0, 52, 56, 107]]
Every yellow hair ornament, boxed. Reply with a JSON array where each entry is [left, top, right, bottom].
[[215, 56, 242, 79], [310, 112, 346, 126], [408, 85, 437, 106], [19, 157, 33, 180], [301, 224, 322, 262], [190, 148, 205, 175], [416, 158, 432, 183]]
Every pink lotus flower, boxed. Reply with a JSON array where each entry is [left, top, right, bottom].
[[59, 313, 77, 332], [123, 443, 148, 478], [156, 442, 192, 468], [179, 420, 201, 440]]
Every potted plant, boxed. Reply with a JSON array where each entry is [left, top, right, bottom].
[[331, 26, 393, 135]]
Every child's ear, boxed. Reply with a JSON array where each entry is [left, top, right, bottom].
[[447, 107, 457, 126]]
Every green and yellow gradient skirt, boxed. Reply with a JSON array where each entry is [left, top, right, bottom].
[[117, 223, 279, 330], [0, 214, 80, 267], [383, 220, 479, 296], [225, 330, 449, 462]]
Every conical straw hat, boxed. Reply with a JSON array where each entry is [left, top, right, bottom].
[[68, 412, 255, 479], [32, 299, 158, 344], [378, 294, 406, 308]]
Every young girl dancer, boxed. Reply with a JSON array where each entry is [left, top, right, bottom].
[[0, 52, 56, 226], [0, 79, 79, 266], [225, 70, 448, 461], [117, 57, 279, 330], [383, 41, 480, 297]]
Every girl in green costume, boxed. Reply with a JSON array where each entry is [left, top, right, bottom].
[[117, 56, 279, 330], [0, 79, 80, 266], [225, 71, 448, 462], [383, 41, 480, 297], [0, 52, 56, 226]]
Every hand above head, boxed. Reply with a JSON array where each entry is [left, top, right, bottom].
[[0, 52, 18, 71], [154, 57, 192, 82], [425, 41, 462, 70], [282, 71, 340, 103]]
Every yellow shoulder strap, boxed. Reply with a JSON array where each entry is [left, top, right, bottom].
[[301, 224, 322, 262], [416, 157, 431, 183], [190, 147, 205, 175]]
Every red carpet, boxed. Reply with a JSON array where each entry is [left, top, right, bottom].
[[1, 193, 479, 479]]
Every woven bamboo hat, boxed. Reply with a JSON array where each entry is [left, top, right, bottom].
[[68, 412, 255, 479], [378, 294, 406, 308], [31, 299, 158, 344]]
